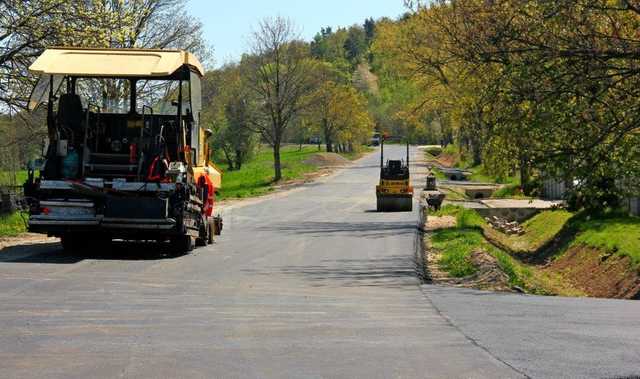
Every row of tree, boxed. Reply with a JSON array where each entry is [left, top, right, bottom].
[[203, 17, 376, 180], [371, 0, 640, 210]]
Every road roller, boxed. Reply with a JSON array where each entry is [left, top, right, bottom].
[[376, 137, 413, 212]]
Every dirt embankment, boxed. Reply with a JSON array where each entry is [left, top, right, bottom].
[[422, 216, 515, 293], [422, 211, 640, 299], [303, 153, 351, 167], [544, 245, 640, 299], [435, 153, 457, 168]]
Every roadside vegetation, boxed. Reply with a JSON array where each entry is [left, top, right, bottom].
[[218, 145, 367, 201], [427, 205, 640, 299], [0, 212, 26, 238]]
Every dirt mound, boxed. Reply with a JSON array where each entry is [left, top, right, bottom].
[[435, 153, 458, 168], [303, 153, 350, 167], [545, 245, 640, 299]]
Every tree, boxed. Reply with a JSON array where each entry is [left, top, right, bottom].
[[244, 17, 318, 181], [375, 0, 640, 208], [308, 80, 374, 153], [364, 18, 376, 45], [343, 25, 367, 66], [202, 64, 259, 171]]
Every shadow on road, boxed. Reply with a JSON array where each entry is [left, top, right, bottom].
[[244, 256, 420, 288], [257, 221, 417, 239], [0, 241, 183, 264]]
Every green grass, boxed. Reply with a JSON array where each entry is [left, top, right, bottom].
[[431, 229, 482, 277], [442, 144, 459, 156], [492, 184, 528, 199], [430, 167, 447, 181], [430, 206, 486, 277], [218, 146, 318, 200], [1, 170, 25, 186], [466, 165, 519, 185], [218, 145, 367, 200], [425, 146, 443, 157], [572, 215, 640, 267], [485, 210, 575, 254], [0, 212, 27, 237], [429, 205, 551, 292], [522, 210, 574, 248]]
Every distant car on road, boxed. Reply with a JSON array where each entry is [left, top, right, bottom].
[[309, 136, 321, 144], [370, 133, 381, 146]]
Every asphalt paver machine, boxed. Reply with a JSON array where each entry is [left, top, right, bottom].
[[376, 136, 414, 212], [24, 47, 223, 253]]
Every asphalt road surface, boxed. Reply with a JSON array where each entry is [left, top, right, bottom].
[[0, 146, 638, 378]]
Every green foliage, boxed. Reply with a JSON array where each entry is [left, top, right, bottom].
[[492, 184, 525, 199], [218, 146, 318, 200], [218, 145, 364, 200], [431, 229, 481, 277], [0, 212, 27, 237], [456, 208, 485, 229], [486, 210, 575, 254], [371, 1, 640, 208], [573, 216, 640, 267], [203, 65, 259, 171], [522, 211, 574, 247], [425, 146, 443, 157]]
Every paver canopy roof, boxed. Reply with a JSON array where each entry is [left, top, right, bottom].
[[29, 47, 204, 78]]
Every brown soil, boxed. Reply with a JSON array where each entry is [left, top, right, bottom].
[[303, 153, 351, 167], [435, 153, 458, 168], [544, 245, 640, 299], [424, 215, 456, 231], [0, 233, 58, 250]]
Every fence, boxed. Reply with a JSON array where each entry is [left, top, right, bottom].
[[542, 179, 567, 200], [626, 198, 639, 217]]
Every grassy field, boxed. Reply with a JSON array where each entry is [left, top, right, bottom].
[[218, 145, 369, 201], [0, 212, 27, 237]]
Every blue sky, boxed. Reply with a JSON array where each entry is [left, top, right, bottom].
[[186, 1, 407, 67]]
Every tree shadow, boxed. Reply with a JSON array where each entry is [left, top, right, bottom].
[[257, 221, 418, 239], [0, 240, 184, 264], [244, 255, 421, 288]]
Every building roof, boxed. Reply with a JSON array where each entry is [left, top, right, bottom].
[[29, 47, 204, 78]]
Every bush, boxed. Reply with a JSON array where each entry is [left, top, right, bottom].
[[0, 211, 26, 237], [425, 146, 443, 157]]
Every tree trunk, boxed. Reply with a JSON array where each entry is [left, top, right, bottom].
[[323, 119, 332, 152], [520, 155, 531, 195], [235, 150, 243, 170], [223, 148, 235, 171], [273, 143, 282, 182]]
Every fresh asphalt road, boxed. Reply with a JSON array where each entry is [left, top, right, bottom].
[[0, 146, 638, 378]]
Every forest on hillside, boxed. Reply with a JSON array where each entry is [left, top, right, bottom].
[[1, 0, 639, 209]]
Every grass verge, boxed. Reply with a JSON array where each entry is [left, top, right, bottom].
[[428, 205, 569, 294], [218, 145, 367, 201], [572, 214, 640, 268], [484, 210, 574, 254], [0, 212, 27, 237]]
